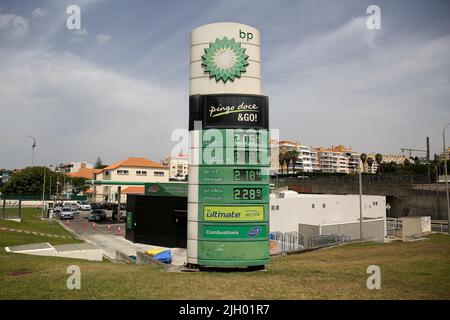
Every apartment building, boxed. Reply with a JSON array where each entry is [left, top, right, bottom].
[[163, 154, 189, 180], [92, 157, 169, 203], [57, 161, 93, 174], [437, 147, 450, 161], [313, 145, 361, 174], [364, 153, 410, 173], [276, 140, 314, 173]]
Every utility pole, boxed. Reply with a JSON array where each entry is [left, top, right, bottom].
[[27, 136, 37, 166], [359, 160, 363, 240], [41, 167, 46, 219], [443, 123, 450, 235], [427, 137, 431, 182]]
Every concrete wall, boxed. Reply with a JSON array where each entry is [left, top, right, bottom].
[[299, 219, 385, 248], [281, 177, 448, 220], [269, 194, 386, 233], [399, 216, 432, 240], [320, 219, 385, 242]]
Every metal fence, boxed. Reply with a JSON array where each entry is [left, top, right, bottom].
[[269, 231, 303, 254], [307, 234, 350, 248], [431, 222, 449, 233], [386, 217, 402, 237], [1, 200, 21, 220]]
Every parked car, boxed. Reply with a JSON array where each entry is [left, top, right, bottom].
[[90, 203, 103, 210], [53, 206, 62, 217], [69, 203, 79, 214], [88, 209, 107, 222], [59, 207, 75, 219], [76, 201, 91, 211]]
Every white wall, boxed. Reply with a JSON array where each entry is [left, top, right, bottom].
[[270, 194, 386, 233]]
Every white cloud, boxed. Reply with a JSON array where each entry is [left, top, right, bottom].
[[96, 33, 112, 44], [0, 49, 185, 168], [32, 8, 48, 18], [0, 12, 28, 38]]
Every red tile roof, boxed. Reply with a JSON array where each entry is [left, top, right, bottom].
[[122, 186, 145, 194], [68, 168, 101, 180], [100, 157, 166, 172]]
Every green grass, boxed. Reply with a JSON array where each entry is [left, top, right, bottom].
[[0, 209, 449, 299], [0, 208, 76, 237]]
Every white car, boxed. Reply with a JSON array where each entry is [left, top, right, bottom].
[[59, 207, 75, 219], [77, 201, 91, 211]]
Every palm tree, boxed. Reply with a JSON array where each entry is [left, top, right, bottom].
[[278, 152, 286, 175], [375, 153, 383, 173], [284, 152, 292, 175], [360, 153, 367, 172], [289, 150, 299, 174], [367, 157, 374, 173]]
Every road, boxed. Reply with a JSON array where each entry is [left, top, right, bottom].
[[59, 210, 187, 265]]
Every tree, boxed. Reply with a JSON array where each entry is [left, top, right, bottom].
[[360, 153, 367, 172], [70, 177, 89, 194], [94, 157, 107, 169], [1, 167, 65, 195], [288, 150, 299, 174], [278, 152, 286, 175], [375, 153, 383, 173], [284, 152, 292, 174], [367, 157, 374, 173]]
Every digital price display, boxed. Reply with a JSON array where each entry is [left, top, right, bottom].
[[233, 169, 262, 181], [234, 187, 262, 200]]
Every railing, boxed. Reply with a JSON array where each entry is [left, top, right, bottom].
[[307, 234, 350, 248], [386, 217, 402, 237], [269, 231, 303, 254], [431, 222, 449, 233]]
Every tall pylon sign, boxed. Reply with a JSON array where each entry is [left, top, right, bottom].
[[188, 23, 270, 268]]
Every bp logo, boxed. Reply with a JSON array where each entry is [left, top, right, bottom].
[[247, 226, 261, 238], [202, 37, 249, 83]]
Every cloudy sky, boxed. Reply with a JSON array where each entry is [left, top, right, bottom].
[[0, 0, 449, 169]]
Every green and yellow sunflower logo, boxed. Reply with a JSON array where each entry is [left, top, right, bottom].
[[201, 37, 249, 83]]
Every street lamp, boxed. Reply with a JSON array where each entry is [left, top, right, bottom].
[[359, 160, 363, 240], [41, 166, 46, 219], [27, 136, 37, 166], [443, 123, 450, 235]]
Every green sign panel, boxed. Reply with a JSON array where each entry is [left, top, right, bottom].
[[197, 184, 269, 204], [199, 147, 270, 166], [197, 240, 269, 263], [126, 211, 133, 230], [144, 183, 187, 197], [201, 204, 268, 222], [197, 166, 269, 185], [200, 223, 268, 240], [198, 129, 269, 149]]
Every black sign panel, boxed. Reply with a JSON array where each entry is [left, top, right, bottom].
[[189, 94, 269, 130]]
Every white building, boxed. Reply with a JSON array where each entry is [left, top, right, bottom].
[[58, 161, 93, 174], [269, 191, 386, 246], [164, 154, 189, 180], [93, 157, 169, 203]]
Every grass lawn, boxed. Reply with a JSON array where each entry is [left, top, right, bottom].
[[0, 209, 449, 299], [0, 208, 77, 238]]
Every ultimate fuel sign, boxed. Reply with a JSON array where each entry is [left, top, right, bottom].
[[188, 23, 269, 268]]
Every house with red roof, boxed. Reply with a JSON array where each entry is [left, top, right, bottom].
[[91, 157, 169, 203]]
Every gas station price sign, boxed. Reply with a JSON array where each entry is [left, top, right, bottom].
[[193, 184, 269, 204], [233, 168, 262, 181], [234, 187, 262, 200], [193, 166, 269, 185], [188, 23, 269, 268]]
